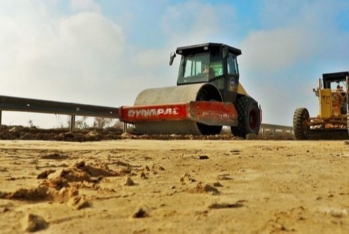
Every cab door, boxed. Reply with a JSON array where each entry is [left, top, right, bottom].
[[225, 52, 240, 102]]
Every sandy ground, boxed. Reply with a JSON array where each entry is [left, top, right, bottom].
[[0, 139, 349, 233]]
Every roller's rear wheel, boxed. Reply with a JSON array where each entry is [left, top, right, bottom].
[[231, 95, 261, 138], [293, 107, 310, 140]]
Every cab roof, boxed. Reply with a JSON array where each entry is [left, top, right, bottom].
[[322, 71, 349, 88], [323, 71, 349, 82], [176, 42, 242, 56]]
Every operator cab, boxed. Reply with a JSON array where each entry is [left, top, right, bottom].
[[322, 71, 349, 90], [169, 43, 242, 102], [322, 71, 349, 115]]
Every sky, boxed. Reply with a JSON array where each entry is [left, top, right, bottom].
[[0, 0, 348, 128]]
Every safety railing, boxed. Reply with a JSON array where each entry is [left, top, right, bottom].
[[259, 123, 294, 136], [0, 95, 294, 135], [0, 95, 119, 130]]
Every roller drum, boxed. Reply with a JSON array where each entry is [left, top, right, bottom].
[[134, 83, 223, 135]]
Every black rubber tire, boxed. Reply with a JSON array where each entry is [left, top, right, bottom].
[[231, 95, 261, 138], [347, 114, 349, 136], [293, 107, 310, 140]]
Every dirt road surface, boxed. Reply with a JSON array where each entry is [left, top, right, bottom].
[[0, 139, 348, 233]]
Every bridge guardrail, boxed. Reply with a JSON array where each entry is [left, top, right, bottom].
[[259, 123, 294, 136], [0, 94, 294, 135]]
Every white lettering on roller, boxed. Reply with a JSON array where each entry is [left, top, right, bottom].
[[128, 108, 179, 118]]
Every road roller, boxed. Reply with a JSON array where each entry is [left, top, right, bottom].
[[0, 42, 261, 138], [119, 43, 262, 138]]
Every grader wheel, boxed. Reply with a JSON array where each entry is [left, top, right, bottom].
[[293, 108, 310, 140], [347, 114, 349, 136]]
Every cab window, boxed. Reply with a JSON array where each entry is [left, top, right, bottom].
[[177, 53, 210, 84], [227, 53, 239, 75], [210, 52, 223, 77]]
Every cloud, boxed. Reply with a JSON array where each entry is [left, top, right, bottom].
[[0, 2, 128, 105], [240, 27, 325, 72], [69, 0, 101, 13], [240, 0, 349, 73], [50, 12, 125, 81], [237, 0, 349, 125], [0, 1, 132, 127], [161, 1, 234, 46]]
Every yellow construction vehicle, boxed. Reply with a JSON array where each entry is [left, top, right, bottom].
[[293, 71, 349, 139]]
